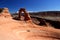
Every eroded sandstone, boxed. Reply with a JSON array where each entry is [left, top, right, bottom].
[[0, 8, 60, 40]]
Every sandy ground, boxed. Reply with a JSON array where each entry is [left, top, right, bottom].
[[0, 16, 60, 40]]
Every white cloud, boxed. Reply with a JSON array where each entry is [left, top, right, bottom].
[[16, 11, 19, 13], [27, 11, 37, 13], [28, 11, 34, 12], [16, 11, 38, 13]]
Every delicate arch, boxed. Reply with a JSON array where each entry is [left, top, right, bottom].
[[18, 8, 31, 21]]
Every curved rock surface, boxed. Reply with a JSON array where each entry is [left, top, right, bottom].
[[0, 8, 60, 40], [0, 17, 60, 40]]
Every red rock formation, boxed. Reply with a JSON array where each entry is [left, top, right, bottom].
[[18, 8, 32, 22], [0, 8, 60, 40], [0, 8, 11, 17]]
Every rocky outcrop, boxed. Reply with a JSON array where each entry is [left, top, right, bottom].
[[0, 8, 11, 17], [0, 8, 60, 40], [18, 8, 32, 21]]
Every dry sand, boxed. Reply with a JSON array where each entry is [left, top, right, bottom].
[[0, 16, 60, 40]]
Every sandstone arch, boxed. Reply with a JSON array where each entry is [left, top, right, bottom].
[[18, 8, 32, 21]]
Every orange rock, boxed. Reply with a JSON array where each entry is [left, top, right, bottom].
[[0, 8, 11, 18], [0, 8, 60, 40], [18, 8, 32, 22]]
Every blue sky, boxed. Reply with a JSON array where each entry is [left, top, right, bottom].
[[0, 0, 60, 13]]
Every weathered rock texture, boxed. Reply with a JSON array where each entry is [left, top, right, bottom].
[[18, 8, 31, 21], [0, 8, 60, 40], [0, 8, 11, 17]]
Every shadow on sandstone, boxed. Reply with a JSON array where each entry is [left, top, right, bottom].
[[30, 16, 60, 29], [12, 15, 60, 29]]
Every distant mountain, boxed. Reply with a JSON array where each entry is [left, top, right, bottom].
[[29, 11, 60, 17], [12, 11, 60, 29], [12, 11, 60, 17], [12, 11, 60, 21]]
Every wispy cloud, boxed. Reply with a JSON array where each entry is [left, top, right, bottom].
[[16, 11, 38, 13], [27, 11, 38, 13], [28, 11, 34, 12]]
